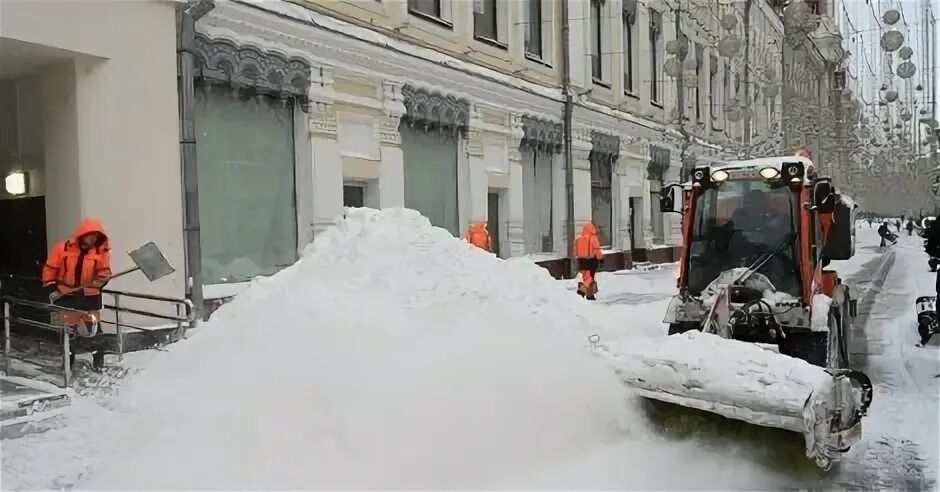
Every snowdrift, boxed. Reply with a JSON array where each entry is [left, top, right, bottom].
[[2, 207, 800, 490], [81, 208, 645, 489]]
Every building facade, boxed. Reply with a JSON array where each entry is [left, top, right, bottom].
[[2, 0, 845, 316]]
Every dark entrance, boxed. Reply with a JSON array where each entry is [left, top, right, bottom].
[[0, 196, 50, 323], [488, 191, 501, 257]]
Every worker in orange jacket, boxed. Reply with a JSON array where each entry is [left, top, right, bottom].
[[464, 223, 492, 252], [574, 223, 603, 300], [41, 218, 112, 369]]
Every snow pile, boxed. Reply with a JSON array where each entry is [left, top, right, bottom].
[[79, 208, 644, 489]]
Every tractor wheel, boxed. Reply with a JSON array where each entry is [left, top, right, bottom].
[[667, 322, 700, 335]]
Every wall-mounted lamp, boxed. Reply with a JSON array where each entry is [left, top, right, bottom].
[[5, 171, 28, 196]]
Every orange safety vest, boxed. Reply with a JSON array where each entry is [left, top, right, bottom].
[[573, 223, 603, 260], [41, 218, 113, 297], [465, 223, 492, 251]]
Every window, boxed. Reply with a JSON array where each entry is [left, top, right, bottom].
[[194, 85, 298, 285], [650, 10, 663, 104], [524, 0, 543, 58], [591, 0, 603, 81], [686, 181, 799, 296], [694, 43, 703, 121], [521, 149, 554, 253], [591, 154, 614, 247], [622, 7, 637, 94], [710, 54, 719, 122], [473, 0, 499, 44], [408, 0, 451, 25], [400, 124, 460, 236], [343, 184, 364, 208]]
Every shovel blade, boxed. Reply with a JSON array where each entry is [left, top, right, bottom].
[[128, 242, 175, 282]]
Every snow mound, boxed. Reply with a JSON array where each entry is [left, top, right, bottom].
[[83, 208, 639, 489]]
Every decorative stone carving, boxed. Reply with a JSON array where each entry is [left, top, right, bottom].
[[508, 113, 525, 162], [591, 132, 620, 156], [380, 80, 406, 146], [521, 116, 563, 153], [466, 104, 485, 157], [194, 34, 311, 103], [308, 102, 337, 137], [401, 84, 470, 135]]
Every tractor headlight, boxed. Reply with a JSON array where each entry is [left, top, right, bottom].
[[759, 167, 781, 179], [711, 170, 729, 182]]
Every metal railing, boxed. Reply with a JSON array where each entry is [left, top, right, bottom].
[[1, 286, 195, 388]]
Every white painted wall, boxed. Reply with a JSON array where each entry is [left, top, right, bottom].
[[2, 0, 185, 301]]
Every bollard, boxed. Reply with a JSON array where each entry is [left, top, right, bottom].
[[114, 293, 124, 361]]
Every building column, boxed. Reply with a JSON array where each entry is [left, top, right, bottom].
[[506, 113, 526, 257], [466, 105, 488, 226], [572, 129, 594, 230], [615, 150, 632, 252], [309, 70, 342, 236], [379, 80, 405, 208]]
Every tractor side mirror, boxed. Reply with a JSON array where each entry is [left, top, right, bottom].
[[659, 184, 683, 214], [812, 180, 836, 213]]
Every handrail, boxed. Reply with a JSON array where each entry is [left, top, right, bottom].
[[1, 295, 77, 387], [0, 286, 196, 388]]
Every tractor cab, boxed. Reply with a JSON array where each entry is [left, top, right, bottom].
[[658, 155, 858, 355]]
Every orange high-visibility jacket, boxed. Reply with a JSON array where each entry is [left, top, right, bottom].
[[573, 223, 603, 260], [464, 223, 492, 251], [41, 218, 112, 297]]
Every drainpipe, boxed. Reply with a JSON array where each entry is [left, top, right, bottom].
[[743, 0, 753, 148], [177, 0, 214, 321], [561, 0, 576, 278]]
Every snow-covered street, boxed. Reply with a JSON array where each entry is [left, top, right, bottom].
[[1, 213, 937, 490]]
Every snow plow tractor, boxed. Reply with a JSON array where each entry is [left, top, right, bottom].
[[625, 155, 874, 470]]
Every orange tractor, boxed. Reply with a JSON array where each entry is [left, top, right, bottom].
[[625, 155, 874, 470]]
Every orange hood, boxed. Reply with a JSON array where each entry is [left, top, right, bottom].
[[71, 218, 109, 247], [580, 223, 597, 237], [470, 223, 488, 233]]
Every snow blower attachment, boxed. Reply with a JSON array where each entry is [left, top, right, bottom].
[[628, 154, 874, 470]]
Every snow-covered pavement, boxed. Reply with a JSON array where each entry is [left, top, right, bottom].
[[0, 212, 936, 490]]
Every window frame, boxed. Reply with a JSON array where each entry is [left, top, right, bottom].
[[524, 0, 543, 59], [407, 0, 453, 28], [623, 9, 638, 96], [649, 9, 663, 105], [591, 0, 604, 83], [473, 0, 505, 48]]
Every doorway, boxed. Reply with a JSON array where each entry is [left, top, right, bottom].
[[629, 197, 644, 261], [488, 192, 501, 257]]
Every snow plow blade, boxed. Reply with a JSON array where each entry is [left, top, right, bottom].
[[604, 331, 873, 470]]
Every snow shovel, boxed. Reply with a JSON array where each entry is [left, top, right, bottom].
[[49, 242, 175, 303]]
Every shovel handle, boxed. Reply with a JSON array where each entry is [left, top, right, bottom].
[[48, 267, 140, 302]]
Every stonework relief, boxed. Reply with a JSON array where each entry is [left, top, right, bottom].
[[400, 84, 470, 134], [521, 116, 563, 154], [193, 34, 312, 102]]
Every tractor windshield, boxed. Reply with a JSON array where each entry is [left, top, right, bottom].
[[686, 179, 801, 296]]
